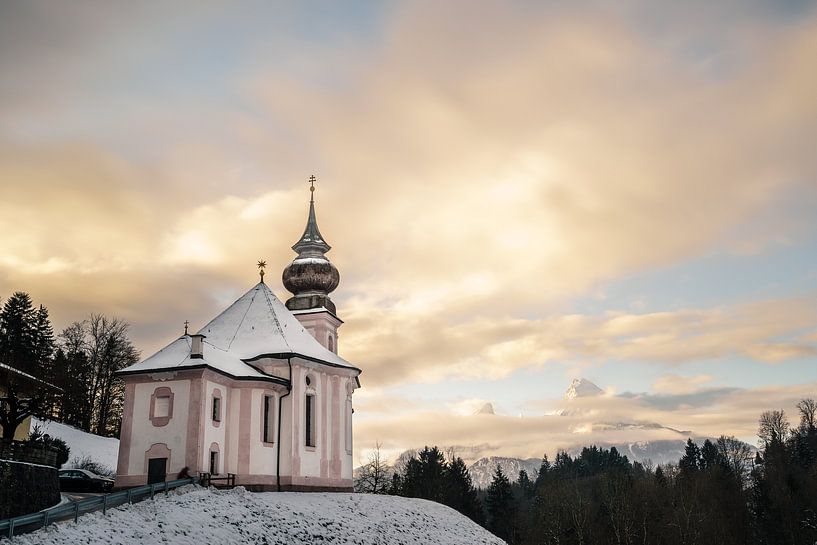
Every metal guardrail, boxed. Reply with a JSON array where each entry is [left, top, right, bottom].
[[0, 478, 195, 539]]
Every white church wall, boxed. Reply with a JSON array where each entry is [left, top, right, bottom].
[[342, 378, 354, 480], [278, 387, 293, 476], [129, 379, 190, 476], [296, 365, 322, 478], [203, 380, 227, 474], [227, 385, 241, 473], [248, 387, 279, 476]]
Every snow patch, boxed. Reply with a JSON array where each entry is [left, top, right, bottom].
[[32, 418, 119, 473]]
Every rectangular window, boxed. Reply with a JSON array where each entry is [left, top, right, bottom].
[[305, 394, 315, 447], [209, 451, 218, 475], [212, 397, 221, 422], [154, 396, 170, 418], [263, 395, 275, 443]]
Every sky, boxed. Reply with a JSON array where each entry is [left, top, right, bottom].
[[1, 0, 816, 464]]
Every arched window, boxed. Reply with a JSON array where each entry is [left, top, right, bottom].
[[304, 373, 317, 448], [211, 388, 222, 427], [305, 392, 316, 447], [328, 335, 334, 353], [209, 443, 220, 475], [262, 394, 275, 444]]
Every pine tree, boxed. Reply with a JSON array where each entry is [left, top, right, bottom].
[[679, 438, 701, 475], [486, 465, 515, 541], [0, 293, 55, 439], [517, 469, 534, 499], [0, 292, 37, 372], [443, 456, 484, 524], [533, 454, 550, 490]]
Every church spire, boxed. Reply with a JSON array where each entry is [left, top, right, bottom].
[[292, 175, 331, 257], [282, 176, 340, 314]]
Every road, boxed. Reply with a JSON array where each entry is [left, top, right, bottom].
[[62, 491, 105, 502]]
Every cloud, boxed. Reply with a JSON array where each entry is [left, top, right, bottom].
[[652, 374, 715, 395], [341, 295, 817, 386], [354, 381, 817, 463]]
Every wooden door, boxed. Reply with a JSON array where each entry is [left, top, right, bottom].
[[147, 457, 167, 484]]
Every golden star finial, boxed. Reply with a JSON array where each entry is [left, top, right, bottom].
[[257, 260, 266, 282]]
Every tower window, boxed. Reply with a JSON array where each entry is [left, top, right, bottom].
[[305, 394, 316, 448], [328, 335, 334, 353]]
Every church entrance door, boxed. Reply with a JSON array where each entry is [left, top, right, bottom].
[[147, 457, 167, 484]]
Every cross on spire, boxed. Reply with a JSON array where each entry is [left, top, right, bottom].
[[257, 260, 267, 282], [309, 175, 316, 203], [184, 320, 189, 335]]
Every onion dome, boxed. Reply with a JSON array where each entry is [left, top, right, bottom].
[[283, 177, 340, 314]]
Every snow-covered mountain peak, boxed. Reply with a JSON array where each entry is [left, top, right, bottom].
[[565, 378, 603, 400], [474, 402, 495, 415]]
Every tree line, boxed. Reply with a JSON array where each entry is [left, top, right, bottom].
[[0, 291, 139, 439], [356, 400, 817, 545]]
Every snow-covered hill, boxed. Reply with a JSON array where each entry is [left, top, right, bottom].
[[468, 457, 540, 489], [32, 418, 119, 473], [11, 486, 505, 545]]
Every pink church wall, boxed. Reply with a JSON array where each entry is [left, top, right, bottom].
[[115, 360, 356, 491]]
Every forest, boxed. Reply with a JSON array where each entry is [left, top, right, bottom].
[[0, 291, 139, 440], [356, 402, 817, 545]]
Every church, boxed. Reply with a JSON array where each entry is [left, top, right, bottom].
[[114, 181, 361, 491]]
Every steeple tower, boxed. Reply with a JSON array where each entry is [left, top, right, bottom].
[[292, 175, 332, 257], [282, 177, 342, 353]]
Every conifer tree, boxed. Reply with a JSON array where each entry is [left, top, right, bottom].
[[679, 438, 701, 475], [0, 293, 56, 439], [444, 456, 483, 523], [486, 465, 515, 541]]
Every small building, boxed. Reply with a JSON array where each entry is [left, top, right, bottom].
[[0, 362, 61, 442], [114, 185, 361, 491]]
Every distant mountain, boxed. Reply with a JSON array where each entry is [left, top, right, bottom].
[[564, 378, 603, 400], [566, 439, 689, 466], [474, 403, 495, 415], [467, 456, 541, 489]]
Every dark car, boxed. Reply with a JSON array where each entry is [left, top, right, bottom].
[[58, 469, 114, 493]]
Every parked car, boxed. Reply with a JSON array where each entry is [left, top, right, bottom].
[[58, 469, 114, 492]]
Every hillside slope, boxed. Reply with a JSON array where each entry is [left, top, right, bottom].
[[11, 486, 505, 545], [32, 418, 119, 473]]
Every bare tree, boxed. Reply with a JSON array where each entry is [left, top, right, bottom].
[[355, 442, 393, 494], [758, 410, 789, 447], [716, 435, 753, 488], [52, 315, 139, 436], [87, 315, 139, 435], [797, 398, 817, 432]]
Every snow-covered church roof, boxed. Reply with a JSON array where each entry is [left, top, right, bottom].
[[119, 282, 358, 381]]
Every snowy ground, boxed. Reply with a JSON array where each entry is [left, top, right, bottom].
[[31, 418, 119, 473], [11, 486, 504, 545]]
